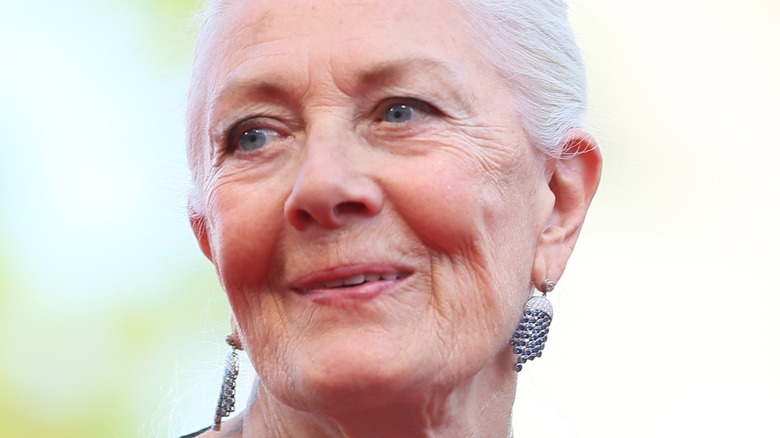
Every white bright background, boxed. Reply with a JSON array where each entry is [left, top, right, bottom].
[[1, 1, 778, 437]]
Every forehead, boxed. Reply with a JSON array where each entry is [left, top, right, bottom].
[[201, 0, 481, 90], [213, 0, 468, 43]]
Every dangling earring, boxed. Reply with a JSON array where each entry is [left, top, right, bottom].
[[510, 279, 555, 372], [212, 334, 240, 431]]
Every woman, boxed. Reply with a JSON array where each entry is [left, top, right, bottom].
[[183, 0, 601, 436]]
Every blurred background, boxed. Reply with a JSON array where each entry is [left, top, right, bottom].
[[1, 0, 778, 437]]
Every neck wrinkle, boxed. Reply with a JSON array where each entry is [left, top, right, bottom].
[[238, 355, 517, 438]]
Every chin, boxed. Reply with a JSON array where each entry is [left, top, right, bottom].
[[280, 330, 441, 411]]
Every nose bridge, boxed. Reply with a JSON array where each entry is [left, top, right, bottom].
[[299, 116, 354, 188], [284, 117, 383, 229], [305, 117, 350, 164]]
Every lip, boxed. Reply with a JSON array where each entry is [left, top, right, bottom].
[[289, 264, 413, 303]]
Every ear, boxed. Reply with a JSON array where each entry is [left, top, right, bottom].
[[188, 192, 214, 262], [532, 130, 602, 289]]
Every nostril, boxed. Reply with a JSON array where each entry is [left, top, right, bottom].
[[334, 201, 368, 217], [284, 168, 384, 229], [291, 210, 314, 227]]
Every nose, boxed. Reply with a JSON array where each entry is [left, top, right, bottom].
[[283, 128, 383, 230]]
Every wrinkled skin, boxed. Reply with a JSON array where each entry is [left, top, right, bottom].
[[187, 0, 601, 436]]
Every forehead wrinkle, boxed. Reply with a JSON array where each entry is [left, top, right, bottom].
[[206, 43, 311, 124], [204, 2, 315, 112]]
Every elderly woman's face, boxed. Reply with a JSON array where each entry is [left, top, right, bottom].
[[193, 0, 555, 409]]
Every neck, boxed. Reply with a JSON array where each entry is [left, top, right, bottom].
[[237, 358, 517, 438]]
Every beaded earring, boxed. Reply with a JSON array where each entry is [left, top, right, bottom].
[[510, 279, 555, 372], [213, 335, 239, 431]]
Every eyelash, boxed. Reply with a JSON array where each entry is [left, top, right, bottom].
[[222, 98, 441, 153], [375, 98, 438, 122], [226, 118, 286, 153]]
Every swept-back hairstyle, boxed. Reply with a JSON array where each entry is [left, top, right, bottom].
[[452, 0, 587, 156]]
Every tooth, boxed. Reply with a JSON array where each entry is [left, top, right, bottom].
[[325, 279, 344, 288], [380, 274, 399, 281], [364, 274, 381, 282], [343, 274, 365, 286]]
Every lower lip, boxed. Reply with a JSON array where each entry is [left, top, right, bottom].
[[296, 278, 405, 305]]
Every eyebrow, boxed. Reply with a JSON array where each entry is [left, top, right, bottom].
[[355, 57, 460, 89], [353, 57, 474, 116], [210, 75, 294, 115], [208, 55, 471, 125]]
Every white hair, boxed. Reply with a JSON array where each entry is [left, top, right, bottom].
[[186, 0, 587, 189], [451, 0, 587, 157]]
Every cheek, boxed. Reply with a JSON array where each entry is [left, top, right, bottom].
[[206, 182, 285, 310], [383, 151, 538, 259], [383, 149, 544, 314], [384, 158, 483, 251]]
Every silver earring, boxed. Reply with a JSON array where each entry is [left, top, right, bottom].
[[213, 335, 239, 431], [510, 279, 555, 372]]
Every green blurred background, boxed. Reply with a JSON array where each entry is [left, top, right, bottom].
[[1, 1, 778, 437]]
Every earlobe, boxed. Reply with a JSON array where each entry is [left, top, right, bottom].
[[230, 315, 245, 350], [188, 195, 214, 262], [532, 130, 602, 287]]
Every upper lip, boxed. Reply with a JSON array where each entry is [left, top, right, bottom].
[[289, 264, 412, 293]]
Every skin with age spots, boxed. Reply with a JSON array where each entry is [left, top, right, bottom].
[[186, 0, 601, 437]]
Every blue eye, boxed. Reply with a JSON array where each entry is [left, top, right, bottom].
[[383, 104, 414, 123], [238, 128, 279, 151]]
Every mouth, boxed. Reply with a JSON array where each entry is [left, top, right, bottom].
[[290, 265, 412, 296]]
